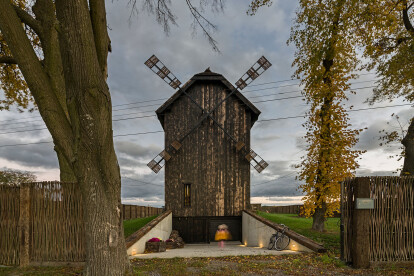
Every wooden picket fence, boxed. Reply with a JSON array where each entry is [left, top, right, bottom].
[[0, 184, 20, 266], [122, 204, 162, 220], [341, 176, 414, 264], [0, 181, 162, 266], [258, 204, 303, 214]]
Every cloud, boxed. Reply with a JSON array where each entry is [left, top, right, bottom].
[[253, 134, 281, 143], [0, 137, 57, 168], [115, 141, 161, 159]]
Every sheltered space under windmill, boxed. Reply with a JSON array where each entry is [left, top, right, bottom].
[[145, 55, 271, 243]]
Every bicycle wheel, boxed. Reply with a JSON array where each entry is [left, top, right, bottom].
[[275, 234, 290, 251], [267, 236, 275, 250]]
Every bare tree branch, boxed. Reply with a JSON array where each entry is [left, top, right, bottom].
[[186, 0, 220, 52], [89, 0, 111, 78], [130, 0, 221, 52], [403, 0, 414, 35], [12, 4, 43, 38], [0, 55, 17, 64]]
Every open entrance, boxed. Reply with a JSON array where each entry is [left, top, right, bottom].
[[173, 216, 241, 243]]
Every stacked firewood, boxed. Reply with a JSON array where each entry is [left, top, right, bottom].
[[167, 230, 185, 249]]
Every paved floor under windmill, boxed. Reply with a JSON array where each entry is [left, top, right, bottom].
[[130, 241, 301, 259]]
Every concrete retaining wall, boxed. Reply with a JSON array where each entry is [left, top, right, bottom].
[[242, 211, 316, 252], [126, 211, 172, 255]]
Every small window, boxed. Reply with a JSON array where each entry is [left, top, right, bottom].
[[184, 183, 191, 207]]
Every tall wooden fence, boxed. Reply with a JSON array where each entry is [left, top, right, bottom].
[[0, 181, 162, 266], [122, 204, 162, 220], [341, 176, 414, 265], [0, 184, 20, 266], [258, 204, 303, 214]]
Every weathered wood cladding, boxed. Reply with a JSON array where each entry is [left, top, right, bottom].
[[163, 80, 253, 217]]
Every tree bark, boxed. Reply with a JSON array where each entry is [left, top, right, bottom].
[[312, 202, 327, 231], [0, 0, 130, 274], [55, 148, 77, 182], [54, 0, 129, 274], [401, 117, 414, 175]]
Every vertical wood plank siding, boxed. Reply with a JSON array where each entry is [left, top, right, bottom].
[[164, 81, 251, 216]]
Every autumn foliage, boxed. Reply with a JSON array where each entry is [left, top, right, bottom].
[[289, 0, 365, 228]]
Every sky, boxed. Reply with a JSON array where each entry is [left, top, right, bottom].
[[0, 0, 412, 207]]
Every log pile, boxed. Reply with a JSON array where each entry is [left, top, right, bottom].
[[168, 230, 185, 249]]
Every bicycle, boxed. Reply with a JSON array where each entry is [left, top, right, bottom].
[[267, 224, 290, 251]]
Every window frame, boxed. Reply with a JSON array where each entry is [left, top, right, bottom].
[[183, 182, 191, 207]]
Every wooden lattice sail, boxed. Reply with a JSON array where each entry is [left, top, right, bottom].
[[145, 55, 271, 173]]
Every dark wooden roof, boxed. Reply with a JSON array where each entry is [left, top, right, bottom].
[[156, 68, 261, 128]]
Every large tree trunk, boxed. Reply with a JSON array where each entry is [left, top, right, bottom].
[[0, 0, 129, 274], [54, 1, 129, 274], [56, 149, 77, 182], [401, 117, 414, 175], [312, 202, 327, 231]]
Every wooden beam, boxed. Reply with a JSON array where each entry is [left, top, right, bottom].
[[351, 177, 371, 268]]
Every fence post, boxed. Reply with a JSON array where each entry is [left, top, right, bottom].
[[351, 177, 370, 268], [19, 183, 30, 266]]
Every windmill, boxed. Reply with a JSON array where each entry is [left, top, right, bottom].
[[143, 55, 272, 243], [145, 55, 271, 174]]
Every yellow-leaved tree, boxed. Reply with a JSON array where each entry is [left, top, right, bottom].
[[355, 0, 414, 175], [288, 0, 365, 231]]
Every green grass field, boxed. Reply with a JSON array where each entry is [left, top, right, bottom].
[[123, 215, 158, 238], [257, 212, 340, 254]]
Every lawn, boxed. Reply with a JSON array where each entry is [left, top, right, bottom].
[[257, 212, 340, 254], [123, 215, 158, 238], [2, 254, 413, 275]]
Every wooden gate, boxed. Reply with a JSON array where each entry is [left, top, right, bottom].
[[341, 176, 414, 264]]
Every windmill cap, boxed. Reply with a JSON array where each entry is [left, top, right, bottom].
[[194, 67, 221, 77]]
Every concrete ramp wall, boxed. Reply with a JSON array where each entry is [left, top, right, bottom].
[[242, 210, 326, 253], [126, 210, 172, 255]]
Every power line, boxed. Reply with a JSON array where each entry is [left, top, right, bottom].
[[0, 130, 163, 148], [0, 101, 411, 136], [0, 83, 381, 134], [114, 130, 163, 137], [122, 176, 164, 187], [0, 78, 378, 126], [0, 115, 159, 135], [251, 171, 298, 187], [0, 103, 411, 140], [257, 103, 413, 123]]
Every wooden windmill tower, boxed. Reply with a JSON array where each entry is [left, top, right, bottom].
[[145, 55, 271, 243]]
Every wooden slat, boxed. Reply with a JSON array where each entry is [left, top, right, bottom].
[[342, 177, 414, 263], [0, 184, 20, 265]]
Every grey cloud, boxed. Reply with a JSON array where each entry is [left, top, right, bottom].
[[253, 134, 281, 144], [252, 175, 301, 197], [0, 137, 57, 168], [356, 107, 413, 153], [356, 168, 398, 176], [267, 196, 302, 202], [115, 141, 162, 159], [295, 136, 307, 150]]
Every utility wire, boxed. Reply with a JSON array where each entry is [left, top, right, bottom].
[[0, 78, 377, 126], [0, 103, 411, 140], [122, 176, 164, 187], [0, 130, 164, 148], [0, 101, 411, 136], [0, 84, 382, 134]]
